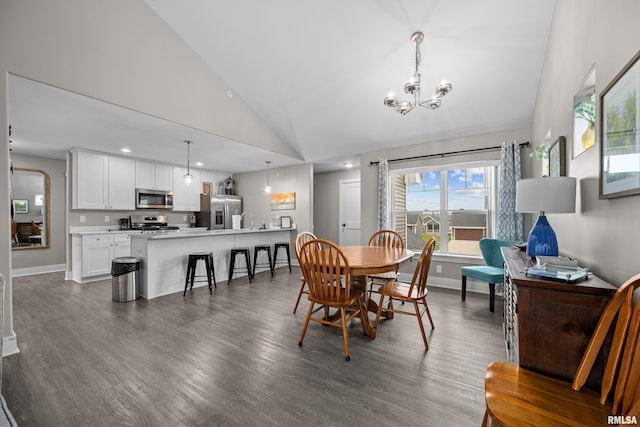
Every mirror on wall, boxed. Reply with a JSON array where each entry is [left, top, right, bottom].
[[10, 167, 50, 250]]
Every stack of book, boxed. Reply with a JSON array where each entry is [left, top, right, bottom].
[[523, 256, 589, 282]]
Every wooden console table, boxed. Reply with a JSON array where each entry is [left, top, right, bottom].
[[501, 247, 617, 390]]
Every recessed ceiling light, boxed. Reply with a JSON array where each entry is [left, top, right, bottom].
[[195, 161, 203, 167], [344, 162, 354, 168], [120, 147, 131, 153]]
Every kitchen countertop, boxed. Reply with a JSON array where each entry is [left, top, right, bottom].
[[69, 226, 205, 235], [131, 227, 296, 240]]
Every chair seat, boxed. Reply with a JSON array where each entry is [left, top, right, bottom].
[[308, 287, 364, 307], [378, 281, 427, 300], [369, 271, 398, 281], [485, 361, 612, 426], [460, 265, 504, 284]]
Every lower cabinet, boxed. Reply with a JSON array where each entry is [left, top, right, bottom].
[[113, 234, 132, 258], [72, 233, 137, 283], [82, 235, 113, 277]]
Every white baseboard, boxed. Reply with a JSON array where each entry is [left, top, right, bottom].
[[2, 332, 19, 357], [11, 263, 66, 277]]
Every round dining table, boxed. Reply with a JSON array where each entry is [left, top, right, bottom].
[[338, 245, 415, 338]]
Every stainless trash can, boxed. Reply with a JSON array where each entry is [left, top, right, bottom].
[[111, 256, 141, 302]]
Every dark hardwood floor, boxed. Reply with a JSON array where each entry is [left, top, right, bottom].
[[4, 268, 505, 426]]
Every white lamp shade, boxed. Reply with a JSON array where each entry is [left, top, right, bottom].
[[516, 177, 576, 213]]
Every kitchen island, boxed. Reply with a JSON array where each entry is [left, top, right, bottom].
[[131, 228, 296, 299]]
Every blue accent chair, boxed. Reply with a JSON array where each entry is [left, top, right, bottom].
[[460, 238, 520, 312]]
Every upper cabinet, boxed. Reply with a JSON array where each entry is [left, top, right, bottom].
[[72, 150, 135, 210], [135, 161, 172, 191], [172, 167, 201, 211], [72, 149, 226, 212]]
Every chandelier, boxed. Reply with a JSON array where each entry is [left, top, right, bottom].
[[383, 32, 452, 115]]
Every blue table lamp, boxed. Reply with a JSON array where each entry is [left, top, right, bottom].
[[516, 177, 576, 258]]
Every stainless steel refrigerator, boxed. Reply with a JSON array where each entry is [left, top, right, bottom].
[[195, 194, 242, 229]]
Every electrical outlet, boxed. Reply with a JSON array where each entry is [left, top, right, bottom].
[[80, 215, 86, 223], [436, 264, 442, 274], [105, 215, 110, 222]]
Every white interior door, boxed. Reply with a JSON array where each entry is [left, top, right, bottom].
[[339, 179, 361, 246]]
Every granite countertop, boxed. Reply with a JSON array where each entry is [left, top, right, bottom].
[[69, 226, 203, 235], [131, 227, 296, 240]]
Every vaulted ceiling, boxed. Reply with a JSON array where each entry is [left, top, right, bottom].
[[9, 0, 556, 173]]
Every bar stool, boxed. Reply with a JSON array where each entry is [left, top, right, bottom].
[[228, 248, 252, 285], [253, 244, 274, 277], [184, 252, 216, 296], [273, 242, 292, 273]]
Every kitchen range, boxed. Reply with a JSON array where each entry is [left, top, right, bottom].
[[128, 215, 180, 234]]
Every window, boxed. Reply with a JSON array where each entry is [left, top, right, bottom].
[[390, 161, 498, 256]]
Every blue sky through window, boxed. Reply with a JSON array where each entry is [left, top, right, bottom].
[[406, 168, 486, 211]]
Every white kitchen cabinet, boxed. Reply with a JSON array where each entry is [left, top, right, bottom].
[[135, 161, 172, 191], [108, 156, 136, 210], [73, 150, 135, 210], [72, 232, 140, 283], [113, 234, 132, 258], [74, 151, 108, 209], [172, 167, 201, 211], [81, 234, 113, 277]]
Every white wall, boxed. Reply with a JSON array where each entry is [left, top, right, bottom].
[[234, 163, 313, 234], [530, 0, 640, 285]]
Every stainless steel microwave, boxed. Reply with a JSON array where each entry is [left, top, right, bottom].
[[136, 188, 174, 209]]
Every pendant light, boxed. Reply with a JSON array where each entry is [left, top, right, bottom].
[[264, 160, 272, 194], [183, 140, 193, 185]]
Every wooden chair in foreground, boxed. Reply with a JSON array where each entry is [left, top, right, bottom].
[[373, 237, 436, 349], [292, 231, 316, 314], [483, 273, 640, 426], [367, 230, 405, 297], [298, 238, 368, 361]]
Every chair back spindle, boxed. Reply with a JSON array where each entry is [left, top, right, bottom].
[[368, 230, 405, 249], [299, 239, 350, 302]]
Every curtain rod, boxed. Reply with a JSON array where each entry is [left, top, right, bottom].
[[369, 141, 530, 166]]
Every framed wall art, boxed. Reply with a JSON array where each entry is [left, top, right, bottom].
[[548, 136, 566, 177], [600, 50, 640, 199], [281, 216, 292, 228], [572, 65, 596, 159], [270, 192, 296, 210], [13, 199, 29, 214]]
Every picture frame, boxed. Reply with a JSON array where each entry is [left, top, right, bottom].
[[572, 65, 596, 159], [548, 136, 566, 177], [13, 199, 29, 214], [281, 216, 292, 229], [270, 192, 296, 210], [600, 50, 640, 199]]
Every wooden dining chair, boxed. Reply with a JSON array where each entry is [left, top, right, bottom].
[[483, 273, 640, 426], [367, 230, 405, 297], [292, 231, 317, 313], [373, 237, 436, 349], [298, 238, 368, 361]]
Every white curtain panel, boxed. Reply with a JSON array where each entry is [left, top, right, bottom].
[[497, 141, 524, 241], [377, 159, 389, 230]]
